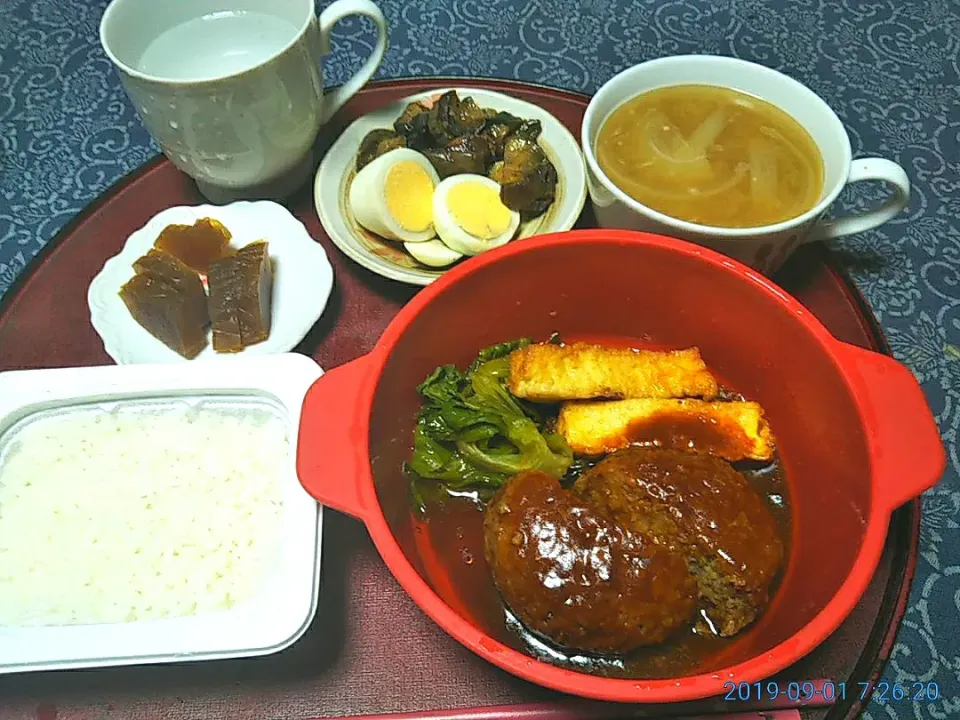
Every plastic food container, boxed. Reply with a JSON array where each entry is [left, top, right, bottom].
[[0, 353, 323, 674], [296, 229, 945, 703]]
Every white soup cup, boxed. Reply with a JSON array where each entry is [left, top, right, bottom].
[[581, 55, 910, 275]]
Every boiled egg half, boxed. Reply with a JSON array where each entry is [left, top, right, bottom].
[[349, 148, 441, 243], [404, 238, 464, 268], [432, 174, 521, 256]]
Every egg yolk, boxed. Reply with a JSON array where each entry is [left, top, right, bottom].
[[385, 161, 435, 232], [446, 183, 513, 239]]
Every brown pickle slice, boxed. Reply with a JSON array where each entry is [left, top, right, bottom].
[[132, 249, 206, 300], [206, 251, 243, 353], [119, 271, 209, 360], [232, 241, 272, 347], [206, 241, 273, 352], [153, 217, 231, 274]]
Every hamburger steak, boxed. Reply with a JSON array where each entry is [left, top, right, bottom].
[[574, 447, 785, 637], [483, 469, 698, 654]]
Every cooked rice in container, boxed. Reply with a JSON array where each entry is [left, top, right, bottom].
[[0, 402, 287, 628]]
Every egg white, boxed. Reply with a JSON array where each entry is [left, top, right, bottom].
[[432, 174, 521, 256], [348, 148, 440, 243], [404, 238, 463, 268]]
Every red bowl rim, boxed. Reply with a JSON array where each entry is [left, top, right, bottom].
[[353, 229, 892, 703]]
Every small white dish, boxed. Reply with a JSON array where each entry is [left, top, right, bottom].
[[314, 87, 588, 286], [88, 201, 334, 364]]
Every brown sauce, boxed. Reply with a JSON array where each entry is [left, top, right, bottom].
[[413, 456, 789, 679], [408, 333, 792, 678], [623, 410, 749, 459]]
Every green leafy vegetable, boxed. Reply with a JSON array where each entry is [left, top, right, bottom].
[[406, 338, 574, 504]]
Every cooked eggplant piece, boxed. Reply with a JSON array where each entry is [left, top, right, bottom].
[[394, 101, 433, 149], [396, 100, 428, 127], [424, 91, 496, 146], [455, 95, 498, 131], [425, 91, 463, 146], [490, 121, 558, 219], [478, 111, 525, 159], [513, 118, 544, 143], [422, 134, 492, 179], [357, 129, 407, 170], [380, 94, 555, 217]]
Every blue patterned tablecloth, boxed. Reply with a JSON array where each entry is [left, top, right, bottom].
[[1, 0, 958, 716]]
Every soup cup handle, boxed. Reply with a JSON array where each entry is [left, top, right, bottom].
[[315, 0, 388, 124], [813, 159, 910, 241], [297, 354, 375, 521], [834, 341, 945, 512]]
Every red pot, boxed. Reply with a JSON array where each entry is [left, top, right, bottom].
[[296, 229, 944, 703]]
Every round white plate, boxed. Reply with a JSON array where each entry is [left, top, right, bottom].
[[314, 87, 588, 286], [88, 201, 334, 365]]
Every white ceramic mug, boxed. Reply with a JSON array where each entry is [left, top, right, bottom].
[[100, 0, 388, 203], [581, 55, 911, 275]]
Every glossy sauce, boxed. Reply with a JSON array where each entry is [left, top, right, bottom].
[[483, 470, 698, 653], [413, 456, 789, 678], [410, 334, 792, 677], [623, 411, 750, 459], [573, 446, 785, 635]]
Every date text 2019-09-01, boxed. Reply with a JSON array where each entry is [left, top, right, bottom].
[[722, 680, 942, 703]]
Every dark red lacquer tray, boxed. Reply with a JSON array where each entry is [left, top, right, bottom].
[[0, 79, 919, 720]]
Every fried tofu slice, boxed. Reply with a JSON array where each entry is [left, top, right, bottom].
[[507, 343, 719, 402], [556, 398, 775, 462]]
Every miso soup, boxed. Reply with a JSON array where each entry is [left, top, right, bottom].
[[595, 84, 825, 228]]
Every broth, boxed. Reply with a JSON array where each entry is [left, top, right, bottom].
[[595, 84, 824, 228]]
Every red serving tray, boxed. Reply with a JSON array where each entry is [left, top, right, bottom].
[[0, 79, 919, 720]]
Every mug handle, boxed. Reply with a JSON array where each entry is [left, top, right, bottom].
[[812, 158, 910, 241], [316, 0, 388, 124]]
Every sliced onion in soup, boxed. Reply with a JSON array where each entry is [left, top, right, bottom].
[[749, 137, 780, 204], [684, 108, 730, 160], [641, 110, 714, 183]]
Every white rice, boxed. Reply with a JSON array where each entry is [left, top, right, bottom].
[[0, 401, 287, 628]]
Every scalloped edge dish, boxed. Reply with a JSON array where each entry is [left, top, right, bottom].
[[87, 201, 334, 365]]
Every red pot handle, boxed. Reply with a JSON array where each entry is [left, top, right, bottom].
[[297, 354, 375, 522], [836, 341, 945, 513]]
